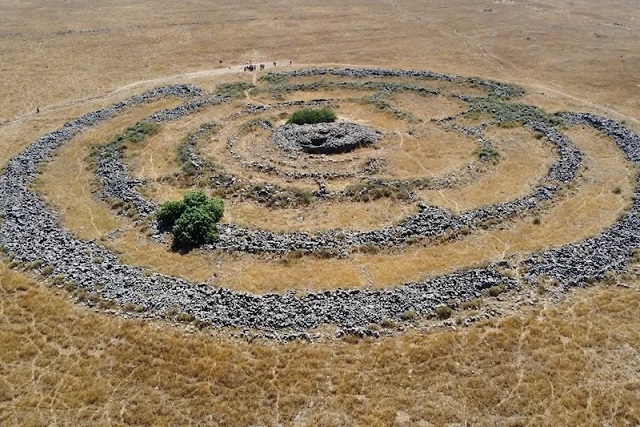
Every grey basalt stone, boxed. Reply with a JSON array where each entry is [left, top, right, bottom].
[[92, 84, 583, 256], [272, 122, 382, 155], [1, 69, 639, 339]]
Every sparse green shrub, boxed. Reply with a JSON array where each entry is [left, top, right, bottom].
[[533, 216, 541, 225], [467, 97, 562, 126], [176, 312, 195, 322], [216, 81, 254, 97], [497, 120, 521, 129], [311, 249, 339, 259], [435, 305, 453, 320], [401, 310, 417, 321], [287, 249, 304, 260], [358, 244, 380, 255], [475, 147, 500, 162], [26, 260, 44, 270], [260, 73, 289, 85], [124, 303, 146, 313], [157, 191, 224, 249], [52, 274, 66, 285], [287, 107, 337, 125], [41, 265, 54, 276], [121, 122, 160, 143], [613, 187, 622, 195], [164, 307, 180, 317], [98, 299, 116, 309], [380, 318, 398, 329], [487, 284, 507, 297], [461, 298, 483, 310], [295, 190, 312, 205]]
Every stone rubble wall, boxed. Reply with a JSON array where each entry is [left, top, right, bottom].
[[93, 96, 582, 255], [0, 70, 638, 337]]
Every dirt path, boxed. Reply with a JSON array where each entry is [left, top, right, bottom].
[[525, 83, 639, 125], [2, 62, 637, 132], [0, 61, 286, 128]]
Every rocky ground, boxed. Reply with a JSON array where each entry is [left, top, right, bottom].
[[271, 122, 382, 155], [1, 69, 638, 339]]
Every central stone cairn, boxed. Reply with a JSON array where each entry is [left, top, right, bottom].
[[271, 122, 382, 155]]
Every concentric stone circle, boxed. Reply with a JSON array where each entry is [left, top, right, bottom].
[[1, 68, 639, 340], [95, 88, 581, 256]]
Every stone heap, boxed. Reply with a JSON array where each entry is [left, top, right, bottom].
[[271, 122, 382, 155]]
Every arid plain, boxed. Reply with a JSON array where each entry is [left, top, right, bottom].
[[1, 1, 639, 426]]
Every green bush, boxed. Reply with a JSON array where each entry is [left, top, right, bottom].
[[287, 107, 337, 125], [157, 191, 224, 249], [156, 200, 186, 231]]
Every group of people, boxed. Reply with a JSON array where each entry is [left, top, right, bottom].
[[243, 60, 291, 72]]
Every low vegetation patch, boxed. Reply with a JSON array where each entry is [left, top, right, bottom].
[[486, 284, 508, 297], [287, 107, 337, 125], [216, 81, 255, 97], [156, 191, 224, 249], [435, 305, 453, 319], [475, 146, 500, 163], [466, 97, 563, 126], [260, 73, 289, 85]]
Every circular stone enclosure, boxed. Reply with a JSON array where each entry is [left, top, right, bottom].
[[2, 68, 640, 340]]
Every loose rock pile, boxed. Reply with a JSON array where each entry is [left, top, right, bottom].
[[522, 113, 640, 287], [1, 69, 638, 338], [270, 67, 523, 99], [272, 122, 382, 155]]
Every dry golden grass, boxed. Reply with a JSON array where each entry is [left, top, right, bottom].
[[1, 260, 639, 426], [388, 91, 468, 121], [2, 0, 638, 128], [33, 108, 635, 292], [363, 125, 636, 285], [191, 124, 625, 289], [225, 199, 416, 233], [420, 126, 555, 212], [125, 103, 239, 181], [32, 98, 181, 241], [3, 0, 640, 425]]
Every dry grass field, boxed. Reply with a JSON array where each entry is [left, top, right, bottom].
[[1, 1, 640, 426]]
